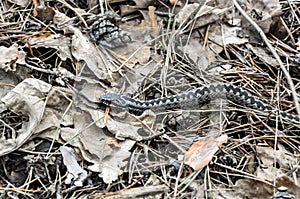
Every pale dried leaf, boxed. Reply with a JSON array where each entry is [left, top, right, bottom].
[[100, 109, 156, 141], [106, 117, 143, 141], [53, 10, 73, 27], [0, 44, 26, 71], [112, 38, 151, 66], [28, 34, 72, 61], [35, 87, 73, 134], [72, 112, 108, 158], [175, 4, 227, 30], [68, 26, 111, 80], [256, 144, 296, 180], [97, 139, 135, 183], [179, 38, 215, 70], [60, 146, 88, 187], [246, 44, 278, 66], [8, 0, 31, 7], [73, 77, 105, 105], [208, 24, 248, 54], [61, 112, 135, 184], [0, 78, 51, 156]]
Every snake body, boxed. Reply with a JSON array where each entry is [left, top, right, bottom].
[[100, 83, 300, 124]]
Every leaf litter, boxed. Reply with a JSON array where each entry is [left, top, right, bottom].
[[0, 0, 299, 198]]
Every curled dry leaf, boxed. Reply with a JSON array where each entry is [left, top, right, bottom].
[[184, 134, 228, 170], [0, 78, 51, 156], [96, 139, 134, 184], [92, 107, 156, 142]]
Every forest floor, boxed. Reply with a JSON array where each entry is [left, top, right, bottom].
[[0, 0, 299, 198]]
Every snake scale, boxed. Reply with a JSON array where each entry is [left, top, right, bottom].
[[100, 83, 300, 124]]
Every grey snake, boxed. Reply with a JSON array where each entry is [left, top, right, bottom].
[[100, 83, 300, 124]]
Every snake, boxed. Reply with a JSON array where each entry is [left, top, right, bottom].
[[100, 83, 300, 124]]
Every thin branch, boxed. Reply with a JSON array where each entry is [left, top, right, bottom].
[[57, 0, 88, 28]]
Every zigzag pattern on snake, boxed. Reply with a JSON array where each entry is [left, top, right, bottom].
[[100, 83, 300, 124]]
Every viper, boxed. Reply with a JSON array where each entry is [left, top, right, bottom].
[[100, 83, 300, 124]]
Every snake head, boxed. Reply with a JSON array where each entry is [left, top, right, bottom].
[[100, 92, 130, 108]]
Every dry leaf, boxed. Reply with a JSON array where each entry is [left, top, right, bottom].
[[175, 4, 227, 30], [0, 78, 52, 156], [210, 176, 299, 198], [241, 0, 282, 36], [28, 34, 72, 61], [0, 44, 26, 71], [67, 26, 112, 80], [60, 146, 88, 187], [256, 144, 296, 180], [184, 134, 228, 170], [8, 0, 30, 7], [60, 112, 136, 184]]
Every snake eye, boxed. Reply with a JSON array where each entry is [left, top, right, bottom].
[[99, 92, 114, 106], [99, 92, 128, 107]]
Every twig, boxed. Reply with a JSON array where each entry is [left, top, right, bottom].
[[57, 0, 88, 28], [24, 63, 60, 75], [232, 0, 300, 117]]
